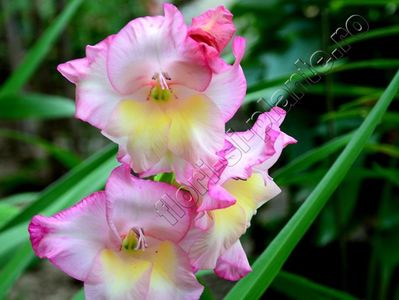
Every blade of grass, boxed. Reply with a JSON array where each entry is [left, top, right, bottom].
[[0, 203, 19, 227], [367, 144, 399, 159], [0, 150, 117, 256], [0, 192, 38, 206], [273, 132, 352, 183], [0, 128, 81, 168], [71, 289, 85, 300], [328, 25, 399, 52], [271, 270, 358, 300], [245, 59, 398, 104], [0, 155, 118, 297], [0, 0, 83, 97], [331, 0, 399, 8], [0, 243, 33, 297], [0, 93, 75, 120], [331, 59, 399, 73], [322, 110, 399, 125], [225, 69, 399, 300], [0, 144, 117, 232]]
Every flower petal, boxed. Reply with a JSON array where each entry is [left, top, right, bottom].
[[188, 6, 235, 54], [84, 249, 152, 300], [85, 240, 202, 300], [197, 184, 236, 212], [224, 107, 296, 180], [72, 36, 121, 129], [105, 165, 194, 243], [182, 203, 247, 270], [146, 241, 204, 300], [222, 173, 271, 221], [167, 93, 225, 171], [214, 240, 251, 281], [57, 58, 89, 84], [106, 4, 211, 95], [183, 172, 271, 270], [28, 192, 119, 281], [104, 98, 171, 174], [203, 36, 246, 122]]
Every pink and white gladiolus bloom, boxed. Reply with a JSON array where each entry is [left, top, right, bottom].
[[57, 4, 246, 180], [181, 108, 296, 280], [29, 165, 203, 300]]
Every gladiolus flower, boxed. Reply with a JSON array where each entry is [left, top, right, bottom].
[[57, 4, 246, 180], [188, 6, 236, 57], [181, 108, 296, 280], [29, 165, 203, 299]]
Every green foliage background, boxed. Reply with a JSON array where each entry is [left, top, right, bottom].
[[0, 0, 398, 299]]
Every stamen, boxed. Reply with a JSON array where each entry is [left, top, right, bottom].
[[121, 228, 147, 252], [134, 228, 148, 250], [152, 72, 171, 90], [159, 73, 169, 90]]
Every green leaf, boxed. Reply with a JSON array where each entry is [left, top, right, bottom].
[[225, 69, 399, 300], [271, 271, 358, 300], [71, 289, 85, 300], [331, 0, 399, 8], [0, 223, 29, 257], [0, 203, 19, 227], [0, 93, 75, 120], [0, 243, 34, 297], [0, 144, 117, 232], [328, 25, 399, 52], [0, 128, 81, 168], [274, 133, 352, 184], [331, 59, 399, 73], [0, 192, 38, 206], [244, 59, 398, 104], [0, 150, 118, 297], [308, 84, 384, 98], [0, 0, 83, 97], [367, 144, 399, 159], [315, 156, 365, 246]]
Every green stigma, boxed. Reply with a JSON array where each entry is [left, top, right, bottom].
[[121, 229, 138, 252], [150, 86, 171, 101]]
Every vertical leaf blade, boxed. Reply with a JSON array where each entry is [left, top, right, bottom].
[[0, 0, 83, 97]]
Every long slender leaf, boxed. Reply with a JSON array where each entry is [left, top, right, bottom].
[[271, 271, 358, 300], [244, 59, 398, 104], [274, 133, 352, 183], [225, 69, 399, 300], [331, 0, 399, 8], [0, 129, 80, 168], [71, 289, 85, 300], [0, 0, 83, 97], [0, 203, 19, 227], [0, 192, 38, 206], [0, 93, 75, 120], [328, 25, 399, 51], [0, 243, 33, 296], [0, 144, 117, 232], [0, 154, 118, 297]]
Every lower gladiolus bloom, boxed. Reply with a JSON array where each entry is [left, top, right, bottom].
[[29, 165, 202, 299], [181, 108, 296, 280], [57, 4, 246, 180]]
